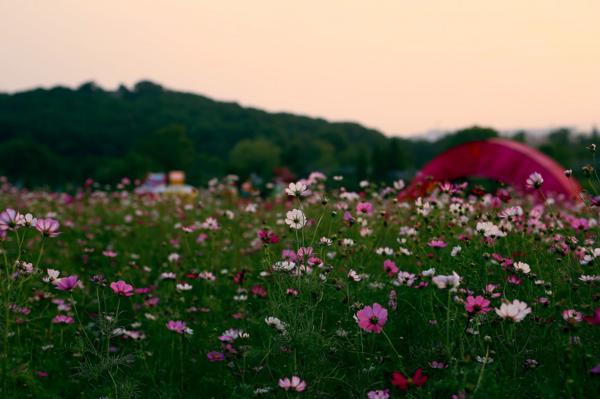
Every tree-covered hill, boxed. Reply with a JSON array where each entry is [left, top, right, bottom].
[[0, 80, 596, 188]]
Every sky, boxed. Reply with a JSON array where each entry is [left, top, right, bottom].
[[1, 0, 599, 137]]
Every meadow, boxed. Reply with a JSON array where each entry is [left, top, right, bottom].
[[0, 173, 599, 398]]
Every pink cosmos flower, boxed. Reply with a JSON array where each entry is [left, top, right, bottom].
[[278, 376, 307, 392], [464, 295, 491, 314], [383, 259, 399, 277], [570, 218, 589, 231], [367, 389, 390, 399], [297, 246, 313, 259], [343, 211, 355, 223], [562, 309, 583, 325], [428, 239, 448, 248], [526, 172, 544, 189], [110, 280, 134, 297], [0, 208, 18, 230], [102, 250, 118, 258], [356, 202, 373, 215], [506, 275, 522, 285], [54, 275, 79, 291], [251, 284, 268, 298], [52, 315, 75, 324], [35, 218, 60, 237], [356, 303, 388, 334], [166, 320, 188, 334]]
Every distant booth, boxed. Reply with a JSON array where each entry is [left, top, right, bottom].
[[402, 138, 580, 200], [135, 171, 197, 197]]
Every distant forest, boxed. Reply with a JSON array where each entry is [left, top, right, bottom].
[[0, 81, 597, 189]]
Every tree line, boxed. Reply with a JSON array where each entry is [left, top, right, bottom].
[[0, 81, 597, 189]]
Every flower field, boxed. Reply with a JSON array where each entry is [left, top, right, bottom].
[[0, 174, 599, 398]]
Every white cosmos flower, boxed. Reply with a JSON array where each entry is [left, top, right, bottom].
[[43, 268, 60, 283], [347, 269, 362, 281], [285, 182, 311, 197], [320, 237, 333, 246], [273, 261, 296, 272], [495, 300, 532, 322], [393, 179, 405, 191], [285, 209, 306, 230], [176, 282, 193, 291], [265, 316, 288, 333], [579, 274, 600, 282], [450, 246, 462, 257], [432, 272, 461, 290], [514, 262, 531, 274], [476, 221, 506, 238]]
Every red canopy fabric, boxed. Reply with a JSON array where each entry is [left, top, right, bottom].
[[402, 138, 580, 200]]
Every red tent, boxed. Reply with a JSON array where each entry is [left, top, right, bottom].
[[402, 138, 580, 200]]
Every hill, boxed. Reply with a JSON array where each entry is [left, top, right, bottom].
[[0, 81, 596, 188], [0, 81, 398, 187]]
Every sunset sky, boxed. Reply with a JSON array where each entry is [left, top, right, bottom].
[[1, 1, 599, 136]]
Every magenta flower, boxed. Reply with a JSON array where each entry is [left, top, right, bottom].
[[464, 295, 491, 314], [383, 259, 399, 277], [207, 351, 225, 362], [258, 229, 280, 244], [356, 303, 388, 334], [35, 218, 60, 237], [54, 275, 79, 291], [356, 201, 373, 215], [278, 376, 307, 392], [583, 308, 600, 325], [166, 320, 188, 334], [110, 280, 134, 297]]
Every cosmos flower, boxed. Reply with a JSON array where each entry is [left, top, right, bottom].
[[495, 300, 532, 322], [166, 320, 193, 335], [35, 218, 60, 237], [513, 262, 531, 274], [464, 295, 491, 314], [356, 202, 373, 215], [367, 389, 390, 399], [285, 182, 311, 197], [390, 368, 428, 390], [383, 259, 398, 277], [54, 275, 79, 291], [278, 376, 307, 392], [52, 315, 75, 324], [526, 172, 544, 189], [110, 280, 134, 297], [0, 208, 19, 231], [562, 309, 583, 325], [285, 209, 307, 230], [258, 229, 280, 244], [432, 272, 461, 290], [207, 351, 225, 362], [428, 239, 447, 248], [355, 303, 388, 334]]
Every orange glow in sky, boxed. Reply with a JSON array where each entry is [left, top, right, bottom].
[[1, 1, 599, 136]]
